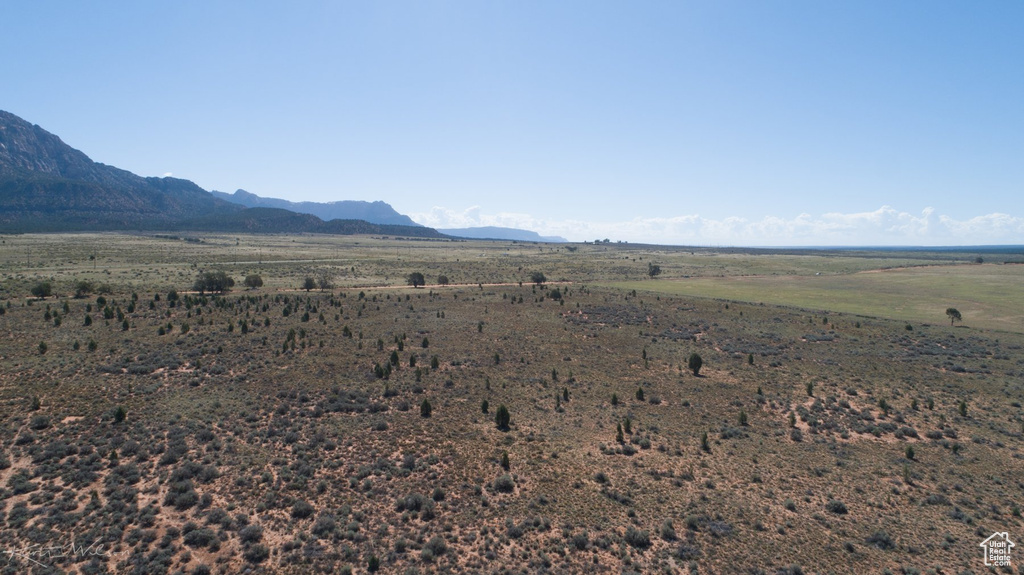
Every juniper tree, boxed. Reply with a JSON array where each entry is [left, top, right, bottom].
[[407, 272, 426, 288], [688, 353, 703, 376], [946, 307, 962, 326], [495, 405, 511, 430], [30, 282, 52, 299]]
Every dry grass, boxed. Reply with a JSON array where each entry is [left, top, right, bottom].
[[0, 233, 1021, 574], [609, 262, 1024, 333]]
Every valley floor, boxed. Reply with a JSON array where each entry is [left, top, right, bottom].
[[0, 234, 1021, 574]]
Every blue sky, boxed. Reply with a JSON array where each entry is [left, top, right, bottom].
[[3, 1, 1022, 245]]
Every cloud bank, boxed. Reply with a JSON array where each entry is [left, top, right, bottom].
[[410, 206, 1024, 246]]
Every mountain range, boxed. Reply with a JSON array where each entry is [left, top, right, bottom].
[[0, 110, 566, 242], [211, 189, 421, 227], [0, 110, 442, 237], [212, 190, 569, 242], [0, 110, 240, 231]]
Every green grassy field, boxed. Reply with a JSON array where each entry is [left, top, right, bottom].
[[608, 263, 1024, 333]]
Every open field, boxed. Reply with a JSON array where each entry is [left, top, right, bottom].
[[608, 263, 1024, 334], [0, 234, 1022, 574]]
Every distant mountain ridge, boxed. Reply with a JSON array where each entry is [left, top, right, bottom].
[[439, 226, 567, 243], [0, 110, 440, 237], [180, 207, 447, 237], [0, 110, 241, 231], [0, 109, 563, 241], [211, 190, 571, 243], [212, 189, 421, 227]]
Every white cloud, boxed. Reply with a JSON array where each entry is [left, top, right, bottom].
[[412, 206, 546, 231], [409, 205, 1024, 246], [938, 212, 1024, 239], [162, 172, 173, 177]]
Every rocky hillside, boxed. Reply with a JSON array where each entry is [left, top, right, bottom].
[[0, 110, 242, 231]]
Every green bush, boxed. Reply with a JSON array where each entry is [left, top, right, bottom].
[[495, 404, 511, 429], [31, 281, 52, 299], [291, 500, 314, 519], [73, 280, 94, 298], [243, 544, 269, 563], [493, 474, 515, 493], [194, 271, 235, 294], [424, 535, 447, 557], [688, 353, 703, 376], [238, 524, 263, 544], [660, 520, 677, 541], [825, 500, 848, 514], [624, 527, 651, 548]]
